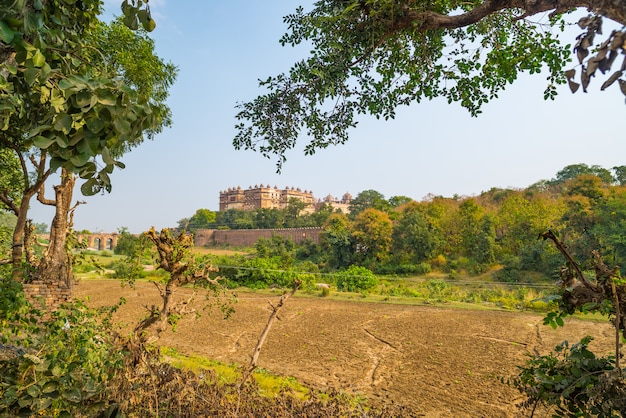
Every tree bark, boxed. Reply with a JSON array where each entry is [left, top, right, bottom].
[[36, 169, 75, 286], [9, 193, 35, 281], [1, 146, 49, 281]]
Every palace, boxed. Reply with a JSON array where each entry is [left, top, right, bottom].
[[219, 185, 352, 213]]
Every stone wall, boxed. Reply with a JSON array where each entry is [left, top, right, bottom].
[[23, 280, 72, 312], [195, 227, 323, 247]]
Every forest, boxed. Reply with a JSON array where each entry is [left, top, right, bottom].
[[172, 163, 626, 284]]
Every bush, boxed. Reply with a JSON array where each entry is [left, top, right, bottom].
[[373, 262, 431, 276], [494, 256, 523, 283], [335, 265, 379, 292], [424, 279, 451, 301], [107, 258, 146, 281], [0, 298, 124, 417], [509, 336, 622, 417]]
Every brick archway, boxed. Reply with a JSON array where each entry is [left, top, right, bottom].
[[78, 233, 118, 250]]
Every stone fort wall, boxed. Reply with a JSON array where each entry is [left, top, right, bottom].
[[195, 228, 323, 247]]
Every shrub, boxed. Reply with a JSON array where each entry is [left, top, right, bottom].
[[335, 265, 379, 292], [0, 298, 124, 417], [107, 258, 146, 281], [494, 256, 523, 283], [508, 336, 622, 417], [424, 279, 451, 302], [373, 262, 431, 276]]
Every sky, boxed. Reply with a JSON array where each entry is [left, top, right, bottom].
[[27, 1, 626, 233]]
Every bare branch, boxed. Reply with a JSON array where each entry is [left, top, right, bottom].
[[240, 280, 302, 387]]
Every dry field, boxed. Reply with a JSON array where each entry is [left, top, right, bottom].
[[74, 279, 616, 418]]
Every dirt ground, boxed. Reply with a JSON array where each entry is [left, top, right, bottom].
[[73, 280, 616, 418]]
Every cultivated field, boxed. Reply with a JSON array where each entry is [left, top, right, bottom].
[[74, 279, 615, 418]]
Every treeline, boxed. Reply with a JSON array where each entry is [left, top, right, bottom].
[[182, 163, 626, 282]]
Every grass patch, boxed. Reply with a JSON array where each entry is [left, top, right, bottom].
[[160, 347, 309, 399]]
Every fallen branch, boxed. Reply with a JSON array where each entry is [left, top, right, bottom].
[[240, 279, 301, 387]]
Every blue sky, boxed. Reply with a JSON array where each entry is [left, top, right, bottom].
[[29, 1, 626, 233]]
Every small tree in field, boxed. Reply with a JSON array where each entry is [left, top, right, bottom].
[[133, 227, 232, 340]]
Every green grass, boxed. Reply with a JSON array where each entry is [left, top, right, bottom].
[[160, 347, 309, 399]]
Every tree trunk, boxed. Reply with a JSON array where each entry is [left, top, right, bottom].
[[36, 170, 75, 285], [9, 192, 35, 281]]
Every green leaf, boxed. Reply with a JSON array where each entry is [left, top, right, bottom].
[[50, 364, 63, 377], [122, 14, 138, 31], [33, 135, 55, 149], [75, 90, 93, 108], [79, 162, 97, 179], [24, 67, 40, 86], [27, 384, 41, 398], [32, 50, 46, 67], [137, 9, 149, 26], [49, 157, 65, 172], [23, 10, 43, 33], [85, 117, 104, 134], [101, 146, 115, 165], [555, 316, 564, 327], [70, 152, 91, 167], [98, 170, 111, 186], [55, 135, 69, 149], [62, 387, 82, 403], [0, 20, 16, 43], [54, 114, 73, 134], [68, 129, 84, 146], [81, 178, 100, 196], [41, 381, 59, 393], [96, 89, 117, 106], [58, 78, 74, 91]]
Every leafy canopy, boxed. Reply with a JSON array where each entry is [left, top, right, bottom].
[[0, 0, 173, 196], [234, 0, 626, 170]]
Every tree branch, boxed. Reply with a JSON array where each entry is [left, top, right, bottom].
[[390, 1, 626, 32], [240, 280, 301, 387]]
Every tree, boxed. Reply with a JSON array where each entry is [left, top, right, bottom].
[[234, 1, 626, 169], [352, 208, 393, 263], [254, 207, 286, 229], [553, 163, 614, 185], [114, 227, 147, 258], [348, 190, 389, 217], [0, 7, 176, 281], [335, 265, 378, 292], [388, 195, 414, 209], [613, 165, 626, 186], [181, 208, 217, 232], [392, 201, 439, 263], [306, 202, 335, 226], [134, 227, 227, 339], [593, 187, 626, 275], [320, 212, 354, 269], [284, 197, 309, 227]]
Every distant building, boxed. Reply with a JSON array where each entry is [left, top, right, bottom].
[[219, 185, 315, 212], [219, 185, 352, 214], [315, 192, 352, 214]]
